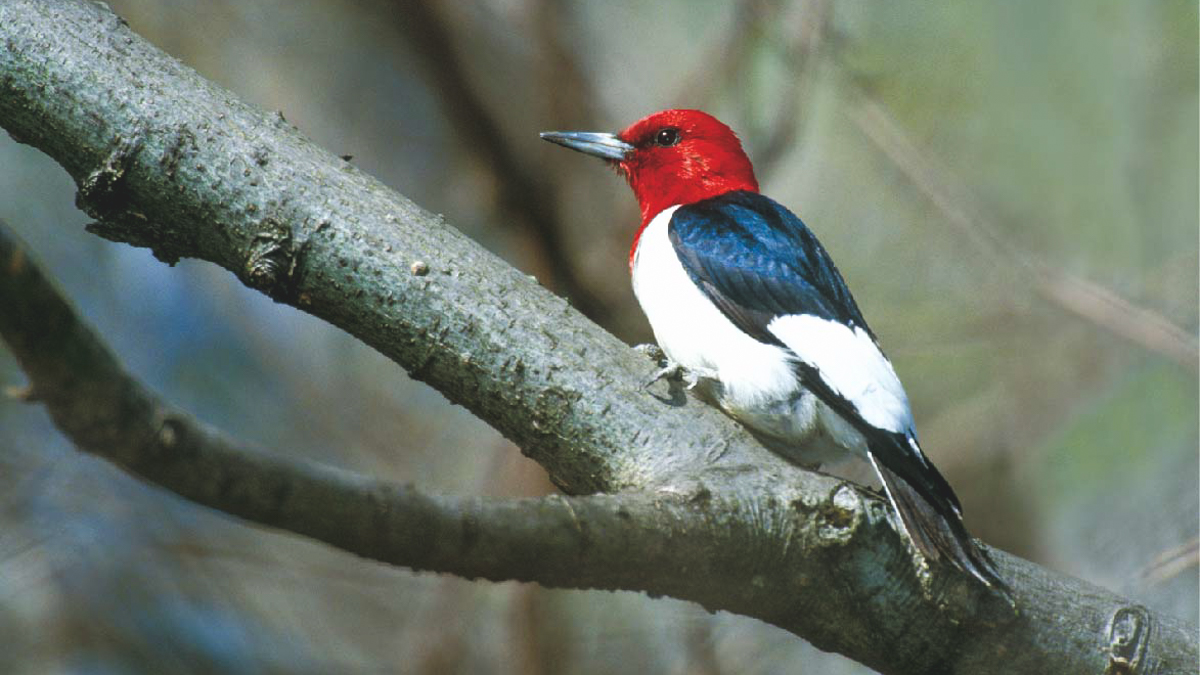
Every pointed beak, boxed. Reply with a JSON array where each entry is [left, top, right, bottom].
[[539, 131, 633, 161]]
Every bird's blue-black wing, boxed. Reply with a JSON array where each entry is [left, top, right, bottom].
[[667, 190, 962, 514], [667, 190, 870, 346]]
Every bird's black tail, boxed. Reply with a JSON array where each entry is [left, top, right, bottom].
[[870, 456, 1007, 593]]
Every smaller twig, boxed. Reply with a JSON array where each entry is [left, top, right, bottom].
[[673, 0, 770, 106], [1139, 536, 1199, 587], [1035, 267, 1199, 372], [3, 383, 37, 401], [751, 0, 830, 179], [848, 93, 1017, 264], [533, 0, 604, 126]]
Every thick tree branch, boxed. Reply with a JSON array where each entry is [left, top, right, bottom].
[[0, 2, 1195, 673]]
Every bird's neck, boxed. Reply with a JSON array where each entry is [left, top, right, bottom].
[[624, 151, 759, 271], [628, 179, 758, 272]]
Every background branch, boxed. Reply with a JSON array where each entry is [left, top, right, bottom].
[[385, 0, 612, 324], [0, 2, 1195, 674], [846, 91, 1200, 376]]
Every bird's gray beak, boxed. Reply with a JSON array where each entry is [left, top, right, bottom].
[[539, 131, 633, 161]]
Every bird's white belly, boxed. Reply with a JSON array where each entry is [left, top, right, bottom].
[[631, 206, 866, 465]]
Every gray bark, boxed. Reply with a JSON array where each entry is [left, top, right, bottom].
[[0, 2, 1194, 673]]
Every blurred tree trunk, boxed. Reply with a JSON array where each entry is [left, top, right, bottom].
[[0, 2, 1194, 674]]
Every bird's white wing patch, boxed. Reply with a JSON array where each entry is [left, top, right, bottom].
[[767, 314, 913, 433]]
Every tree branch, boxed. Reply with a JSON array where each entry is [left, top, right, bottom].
[[0, 2, 1194, 673]]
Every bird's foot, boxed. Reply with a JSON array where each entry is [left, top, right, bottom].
[[644, 359, 684, 389], [635, 344, 715, 391], [635, 344, 676, 388]]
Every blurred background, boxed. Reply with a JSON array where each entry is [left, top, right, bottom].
[[1, 0, 1196, 673]]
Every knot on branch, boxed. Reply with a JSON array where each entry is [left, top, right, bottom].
[[76, 126, 145, 218], [150, 413, 192, 459], [1106, 605, 1151, 674], [814, 483, 863, 546], [531, 386, 582, 432], [244, 215, 302, 300], [79, 125, 192, 265]]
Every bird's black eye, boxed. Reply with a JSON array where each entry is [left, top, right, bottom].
[[654, 127, 680, 147]]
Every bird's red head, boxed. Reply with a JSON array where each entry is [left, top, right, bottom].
[[542, 109, 759, 226], [614, 109, 759, 225]]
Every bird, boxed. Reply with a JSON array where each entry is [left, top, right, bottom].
[[541, 109, 1004, 591]]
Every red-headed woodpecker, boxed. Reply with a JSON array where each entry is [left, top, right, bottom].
[[542, 109, 1004, 591]]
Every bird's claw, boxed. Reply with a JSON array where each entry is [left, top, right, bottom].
[[635, 344, 713, 391], [644, 360, 684, 389], [635, 344, 676, 388]]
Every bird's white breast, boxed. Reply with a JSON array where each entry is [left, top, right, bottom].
[[631, 206, 803, 412]]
